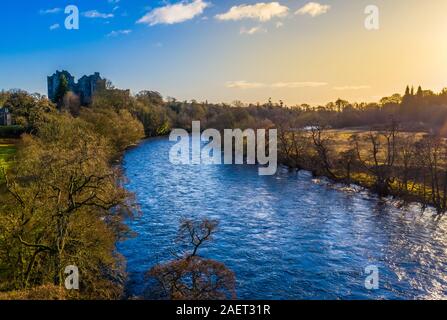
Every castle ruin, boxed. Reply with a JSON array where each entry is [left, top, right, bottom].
[[0, 107, 12, 126], [47, 70, 106, 106]]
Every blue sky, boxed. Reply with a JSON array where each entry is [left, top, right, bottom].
[[1, 1, 447, 105]]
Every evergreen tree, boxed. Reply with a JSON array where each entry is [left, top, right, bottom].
[[417, 86, 423, 97], [405, 85, 410, 96], [55, 74, 69, 105]]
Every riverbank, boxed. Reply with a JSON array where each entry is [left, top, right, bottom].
[[278, 127, 447, 214]]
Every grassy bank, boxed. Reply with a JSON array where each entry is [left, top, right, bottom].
[[0, 139, 17, 174]]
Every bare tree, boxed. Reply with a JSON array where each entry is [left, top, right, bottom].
[[148, 219, 236, 300], [416, 135, 447, 213], [177, 219, 218, 257], [395, 135, 418, 196], [278, 126, 312, 170], [311, 126, 337, 179], [353, 123, 399, 196]]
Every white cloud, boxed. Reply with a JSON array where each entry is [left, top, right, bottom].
[[216, 2, 289, 22], [49, 23, 60, 30], [39, 8, 62, 15], [137, 0, 209, 26], [333, 85, 371, 91], [226, 81, 266, 89], [276, 21, 284, 28], [226, 81, 328, 89], [296, 2, 330, 17], [107, 29, 132, 37], [83, 10, 114, 19], [240, 26, 265, 35], [108, 0, 120, 3], [272, 82, 328, 88]]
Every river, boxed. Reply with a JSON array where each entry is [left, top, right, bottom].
[[118, 137, 447, 300]]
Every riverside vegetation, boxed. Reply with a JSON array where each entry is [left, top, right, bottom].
[[1, 84, 447, 299]]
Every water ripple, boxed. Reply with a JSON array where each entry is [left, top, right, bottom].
[[118, 138, 447, 300]]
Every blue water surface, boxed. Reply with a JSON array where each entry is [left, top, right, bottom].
[[118, 138, 447, 300]]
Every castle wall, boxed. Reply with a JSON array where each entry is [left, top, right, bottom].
[[0, 109, 12, 126], [47, 71, 106, 106]]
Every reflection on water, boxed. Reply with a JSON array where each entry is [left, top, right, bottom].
[[118, 138, 447, 300]]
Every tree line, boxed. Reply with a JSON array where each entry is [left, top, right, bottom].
[[4, 84, 447, 138]]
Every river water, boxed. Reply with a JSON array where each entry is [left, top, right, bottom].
[[118, 138, 447, 300]]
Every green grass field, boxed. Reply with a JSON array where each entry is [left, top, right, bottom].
[[0, 139, 17, 173]]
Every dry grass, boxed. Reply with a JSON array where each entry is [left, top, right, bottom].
[[0, 285, 70, 300], [327, 129, 426, 154]]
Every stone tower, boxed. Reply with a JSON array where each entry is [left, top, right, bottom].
[[0, 107, 12, 126], [47, 70, 106, 106]]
